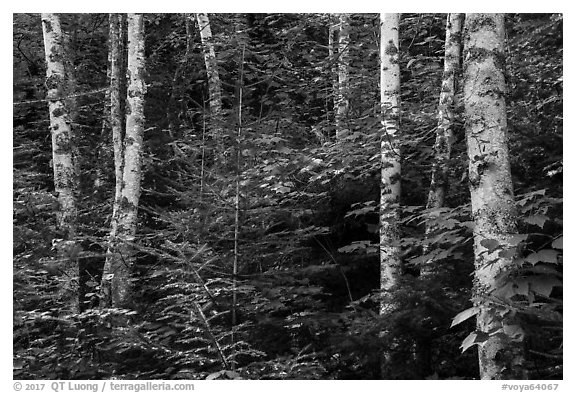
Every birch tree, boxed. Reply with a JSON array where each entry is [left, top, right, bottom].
[[101, 13, 145, 309], [335, 13, 350, 139], [95, 14, 126, 194], [427, 13, 464, 211], [196, 13, 223, 141], [328, 15, 339, 130], [379, 13, 402, 311], [41, 13, 79, 312], [421, 13, 464, 276], [463, 13, 525, 380], [109, 13, 126, 235]]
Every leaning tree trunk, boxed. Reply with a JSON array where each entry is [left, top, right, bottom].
[[379, 13, 402, 377], [102, 13, 145, 309], [41, 13, 79, 313], [335, 13, 350, 139], [196, 13, 223, 144], [421, 13, 464, 277], [463, 13, 526, 380]]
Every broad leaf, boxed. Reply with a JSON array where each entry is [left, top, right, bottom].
[[460, 330, 490, 352], [551, 236, 563, 249], [480, 238, 501, 252], [451, 306, 480, 328]]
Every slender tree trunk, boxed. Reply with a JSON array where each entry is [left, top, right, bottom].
[[168, 14, 195, 137], [421, 13, 464, 277], [95, 14, 126, 194], [110, 13, 126, 236], [463, 13, 526, 380], [100, 13, 126, 307], [196, 13, 223, 144], [379, 13, 402, 377], [335, 13, 350, 139], [328, 14, 339, 135], [94, 30, 113, 193], [41, 13, 79, 313], [102, 13, 145, 309]]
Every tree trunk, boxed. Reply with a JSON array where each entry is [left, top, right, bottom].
[[379, 13, 402, 377], [421, 13, 464, 277], [94, 26, 113, 193], [463, 13, 526, 380], [328, 14, 339, 135], [41, 13, 79, 313], [379, 13, 402, 306], [102, 13, 145, 309], [95, 14, 125, 195], [196, 13, 223, 143], [110, 13, 126, 236], [335, 13, 350, 139]]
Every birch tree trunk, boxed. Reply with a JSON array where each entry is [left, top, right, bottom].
[[41, 13, 79, 313], [102, 13, 145, 309], [378, 14, 402, 377], [94, 29, 113, 192], [421, 13, 464, 276], [196, 13, 223, 143], [335, 13, 350, 139], [110, 13, 126, 235], [463, 13, 526, 380], [379, 13, 402, 309], [328, 14, 339, 133], [95, 14, 125, 194]]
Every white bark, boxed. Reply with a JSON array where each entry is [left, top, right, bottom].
[[328, 15, 339, 130], [103, 13, 146, 309], [109, 13, 125, 235], [41, 13, 79, 312], [464, 13, 525, 380], [335, 13, 350, 139], [421, 13, 464, 277], [427, 13, 464, 211], [379, 13, 402, 311], [196, 13, 223, 129]]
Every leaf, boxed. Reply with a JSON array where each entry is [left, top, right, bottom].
[[523, 214, 549, 228], [509, 234, 529, 246], [551, 236, 563, 249], [503, 324, 525, 339], [438, 218, 460, 230], [451, 306, 480, 328], [498, 248, 517, 259], [338, 241, 377, 254], [459, 221, 475, 230], [525, 249, 559, 265], [460, 330, 490, 352], [529, 276, 562, 297], [480, 238, 501, 252]]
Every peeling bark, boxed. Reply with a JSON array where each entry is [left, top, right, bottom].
[[379, 14, 402, 378], [463, 13, 526, 380], [41, 13, 79, 313], [379, 13, 402, 305], [102, 13, 145, 309], [196, 13, 223, 145], [421, 13, 464, 277], [328, 15, 339, 132], [335, 13, 350, 139]]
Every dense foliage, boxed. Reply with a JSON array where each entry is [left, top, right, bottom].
[[13, 13, 562, 380]]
